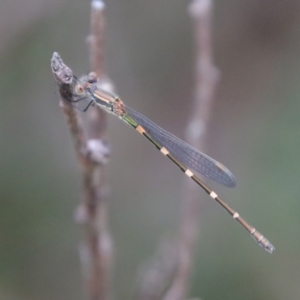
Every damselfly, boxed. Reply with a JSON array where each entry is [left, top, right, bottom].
[[73, 72, 275, 253]]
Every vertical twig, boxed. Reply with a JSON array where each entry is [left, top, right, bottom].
[[88, 0, 105, 78], [51, 53, 86, 155], [134, 240, 178, 300], [87, 0, 109, 139], [79, 1, 113, 300], [51, 1, 113, 299], [163, 1, 219, 299], [51, 51, 111, 300]]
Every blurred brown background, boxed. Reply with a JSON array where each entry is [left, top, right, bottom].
[[1, 0, 300, 299]]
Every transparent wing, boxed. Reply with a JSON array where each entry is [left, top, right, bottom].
[[125, 106, 236, 187]]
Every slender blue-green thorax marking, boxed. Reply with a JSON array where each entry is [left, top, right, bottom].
[[73, 72, 275, 254]]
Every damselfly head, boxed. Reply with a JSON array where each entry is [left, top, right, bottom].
[[87, 72, 98, 83], [74, 72, 99, 96], [74, 83, 85, 96], [73, 72, 96, 95]]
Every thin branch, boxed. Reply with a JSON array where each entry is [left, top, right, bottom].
[[78, 1, 114, 300], [52, 2, 113, 296], [164, 1, 219, 299], [64, 1, 113, 300], [87, 0, 109, 139], [50, 52, 90, 177], [134, 241, 178, 300], [51, 50, 112, 300], [52, 2, 113, 300], [88, 0, 106, 78]]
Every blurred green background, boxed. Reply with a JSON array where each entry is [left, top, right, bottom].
[[1, 0, 300, 299]]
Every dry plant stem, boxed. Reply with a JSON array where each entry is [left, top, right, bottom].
[[88, 0, 105, 77], [51, 51, 111, 300], [84, 1, 113, 300], [87, 0, 108, 139], [164, 1, 219, 300], [51, 52, 88, 169], [135, 241, 178, 300]]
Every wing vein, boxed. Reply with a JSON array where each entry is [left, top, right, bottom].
[[125, 106, 236, 187]]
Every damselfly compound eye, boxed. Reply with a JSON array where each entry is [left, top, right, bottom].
[[74, 84, 85, 96], [87, 72, 98, 83]]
